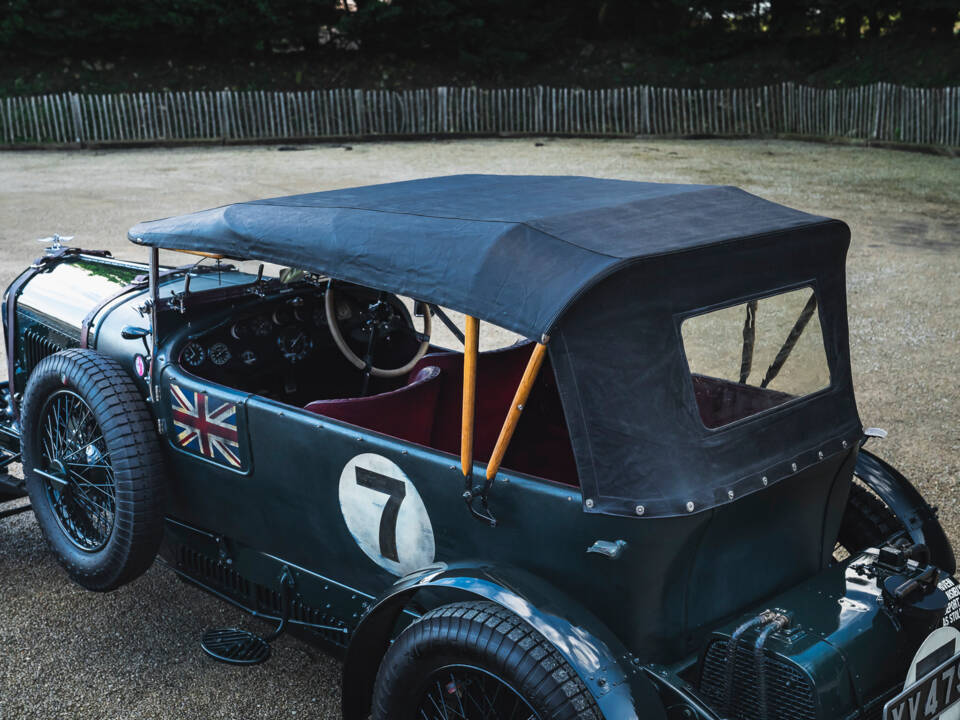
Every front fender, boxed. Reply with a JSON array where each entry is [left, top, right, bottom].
[[856, 449, 955, 574], [341, 563, 667, 720]]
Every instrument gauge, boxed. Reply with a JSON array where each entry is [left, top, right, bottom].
[[240, 350, 258, 366], [273, 307, 294, 326], [335, 299, 353, 322], [277, 328, 314, 364], [250, 316, 272, 337], [294, 303, 312, 324], [229, 320, 249, 340], [181, 342, 205, 368], [208, 342, 232, 366]]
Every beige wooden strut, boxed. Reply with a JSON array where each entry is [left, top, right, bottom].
[[460, 316, 479, 477], [485, 339, 549, 481]]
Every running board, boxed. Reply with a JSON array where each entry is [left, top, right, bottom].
[[200, 567, 295, 666], [0, 504, 31, 520]]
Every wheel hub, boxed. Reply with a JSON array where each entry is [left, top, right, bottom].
[[46, 458, 69, 489]]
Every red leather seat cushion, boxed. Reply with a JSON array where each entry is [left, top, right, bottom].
[[304, 366, 442, 446], [408, 344, 530, 460]]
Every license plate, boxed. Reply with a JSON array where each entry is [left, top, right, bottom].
[[884, 652, 960, 720]]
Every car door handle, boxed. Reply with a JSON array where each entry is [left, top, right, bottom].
[[586, 539, 627, 559]]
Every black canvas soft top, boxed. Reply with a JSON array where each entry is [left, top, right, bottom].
[[128, 174, 841, 339], [130, 175, 861, 518]]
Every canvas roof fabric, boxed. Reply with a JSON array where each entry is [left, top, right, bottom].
[[129, 174, 839, 340]]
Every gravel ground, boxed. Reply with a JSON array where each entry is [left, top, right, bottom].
[[0, 138, 956, 719]]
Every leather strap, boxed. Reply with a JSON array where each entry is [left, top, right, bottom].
[[79, 279, 147, 349], [5, 268, 38, 421], [79, 261, 220, 350]]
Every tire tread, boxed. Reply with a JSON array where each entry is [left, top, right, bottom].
[[371, 600, 601, 720], [21, 349, 166, 591]]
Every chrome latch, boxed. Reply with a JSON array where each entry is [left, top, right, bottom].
[[587, 539, 628, 560]]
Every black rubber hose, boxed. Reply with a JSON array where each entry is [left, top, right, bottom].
[[754, 621, 780, 720], [724, 614, 770, 716]]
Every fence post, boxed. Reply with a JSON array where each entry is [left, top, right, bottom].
[[68, 93, 83, 144]]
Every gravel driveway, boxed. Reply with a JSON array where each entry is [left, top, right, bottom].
[[0, 138, 957, 719]]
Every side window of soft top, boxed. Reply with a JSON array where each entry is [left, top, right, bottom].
[[680, 286, 831, 429]]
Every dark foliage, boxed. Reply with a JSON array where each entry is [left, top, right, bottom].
[[0, 0, 339, 57], [0, 0, 956, 68]]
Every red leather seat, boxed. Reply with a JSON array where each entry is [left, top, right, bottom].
[[408, 344, 531, 460], [304, 366, 442, 446], [408, 343, 579, 486]]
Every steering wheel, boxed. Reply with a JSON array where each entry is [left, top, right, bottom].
[[325, 282, 431, 379]]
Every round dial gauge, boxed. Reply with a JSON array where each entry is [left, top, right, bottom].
[[273, 307, 294, 326], [336, 299, 353, 322], [294, 306, 311, 323], [181, 342, 205, 368], [240, 350, 258, 366], [230, 320, 249, 340], [208, 342, 232, 366], [250, 316, 272, 337], [277, 328, 313, 364]]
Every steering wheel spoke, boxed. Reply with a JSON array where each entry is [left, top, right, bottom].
[[325, 281, 432, 379]]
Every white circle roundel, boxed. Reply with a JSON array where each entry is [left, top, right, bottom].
[[903, 626, 960, 720], [338, 453, 435, 576]]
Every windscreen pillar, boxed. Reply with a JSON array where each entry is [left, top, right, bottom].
[[149, 247, 160, 406], [485, 338, 549, 481]]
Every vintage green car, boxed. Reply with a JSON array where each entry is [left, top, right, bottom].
[[1, 175, 958, 720]]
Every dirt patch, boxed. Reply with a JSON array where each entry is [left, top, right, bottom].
[[0, 138, 957, 719]]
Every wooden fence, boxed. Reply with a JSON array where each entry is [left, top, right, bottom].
[[1, 82, 958, 147]]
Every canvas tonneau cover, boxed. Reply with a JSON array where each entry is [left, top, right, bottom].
[[129, 175, 862, 517]]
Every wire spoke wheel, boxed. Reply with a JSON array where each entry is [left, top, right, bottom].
[[415, 665, 541, 720], [37, 389, 116, 552], [23, 350, 166, 591]]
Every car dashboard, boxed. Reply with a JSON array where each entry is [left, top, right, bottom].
[[175, 286, 416, 404]]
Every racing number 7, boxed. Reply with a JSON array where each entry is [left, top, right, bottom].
[[355, 467, 406, 562]]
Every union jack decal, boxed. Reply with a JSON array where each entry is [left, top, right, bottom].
[[170, 383, 243, 468]]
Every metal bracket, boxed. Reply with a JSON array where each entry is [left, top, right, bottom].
[[863, 427, 888, 446], [462, 473, 497, 527], [0, 451, 20, 471], [247, 264, 268, 297]]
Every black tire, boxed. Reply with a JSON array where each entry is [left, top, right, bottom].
[[371, 600, 602, 720], [21, 349, 166, 591], [836, 483, 904, 556]]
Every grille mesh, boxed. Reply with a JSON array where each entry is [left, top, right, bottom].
[[699, 638, 817, 720], [21, 327, 64, 373]]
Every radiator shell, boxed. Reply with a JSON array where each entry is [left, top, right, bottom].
[[696, 552, 954, 720]]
